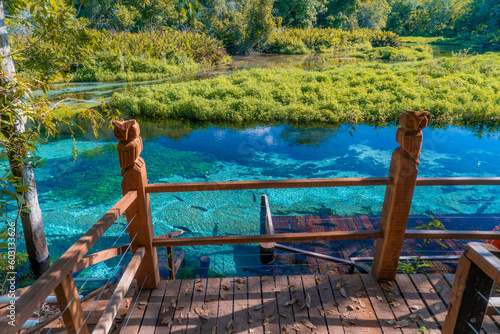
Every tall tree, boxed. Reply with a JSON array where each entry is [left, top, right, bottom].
[[0, 1, 50, 277]]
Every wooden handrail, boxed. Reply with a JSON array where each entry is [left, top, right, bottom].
[[73, 245, 130, 273], [0, 191, 137, 332], [145, 177, 391, 193], [443, 242, 500, 333], [144, 177, 500, 194], [150, 229, 500, 248], [152, 230, 384, 247], [416, 177, 500, 186], [93, 247, 146, 334]]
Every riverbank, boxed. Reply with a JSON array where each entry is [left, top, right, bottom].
[[110, 52, 500, 134]]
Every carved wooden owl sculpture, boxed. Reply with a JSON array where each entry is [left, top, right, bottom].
[[396, 110, 429, 165], [113, 119, 143, 175]]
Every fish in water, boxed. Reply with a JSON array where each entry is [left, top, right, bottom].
[[348, 248, 368, 258], [173, 225, 193, 233], [252, 192, 257, 202], [314, 222, 338, 228], [191, 205, 208, 212], [172, 195, 184, 202], [277, 228, 298, 233], [213, 223, 219, 236]]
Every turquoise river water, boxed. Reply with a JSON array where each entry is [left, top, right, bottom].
[[24, 122, 500, 279]]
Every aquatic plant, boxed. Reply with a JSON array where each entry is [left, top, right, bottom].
[[38, 143, 216, 206], [398, 215, 447, 274], [110, 52, 500, 135]]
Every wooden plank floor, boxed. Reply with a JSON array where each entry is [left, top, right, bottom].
[[98, 274, 500, 334]]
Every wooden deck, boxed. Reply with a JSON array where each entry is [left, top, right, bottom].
[[34, 274, 500, 334]]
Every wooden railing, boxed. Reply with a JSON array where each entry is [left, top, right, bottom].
[[3, 113, 500, 333], [442, 242, 500, 333]]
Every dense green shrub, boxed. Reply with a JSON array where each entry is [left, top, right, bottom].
[[352, 45, 433, 61], [12, 29, 228, 82], [110, 53, 500, 133], [264, 28, 402, 54], [370, 31, 402, 48]]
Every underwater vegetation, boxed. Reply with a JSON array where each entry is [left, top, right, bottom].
[[39, 142, 216, 206], [110, 52, 500, 135]]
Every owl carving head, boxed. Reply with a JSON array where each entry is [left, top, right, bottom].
[[113, 119, 141, 142], [399, 110, 429, 131]]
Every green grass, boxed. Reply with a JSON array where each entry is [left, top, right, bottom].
[[352, 45, 433, 61], [110, 53, 500, 134]]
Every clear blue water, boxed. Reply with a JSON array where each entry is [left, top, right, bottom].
[[24, 122, 500, 278]]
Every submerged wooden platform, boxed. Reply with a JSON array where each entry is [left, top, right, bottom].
[[34, 274, 500, 334], [270, 213, 500, 274]]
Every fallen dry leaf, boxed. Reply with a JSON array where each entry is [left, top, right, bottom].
[[235, 278, 248, 284], [301, 319, 317, 330], [220, 293, 227, 300], [285, 299, 297, 306], [212, 326, 217, 334], [185, 288, 192, 295], [341, 320, 350, 328], [161, 316, 173, 326], [340, 287, 347, 298], [196, 284, 204, 292], [282, 325, 289, 334], [160, 307, 168, 315], [318, 308, 325, 317], [315, 276, 321, 284], [205, 298, 214, 303], [170, 298, 176, 308], [226, 319, 233, 329], [279, 313, 287, 318], [229, 327, 236, 334]]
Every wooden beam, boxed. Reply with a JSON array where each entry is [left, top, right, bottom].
[[443, 252, 493, 333], [54, 274, 88, 334], [416, 177, 500, 186], [73, 245, 130, 273], [115, 120, 159, 290], [145, 177, 391, 193], [260, 194, 275, 264], [152, 229, 383, 247], [154, 230, 183, 239], [93, 247, 145, 334], [0, 191, 137, 333], [405, 230, 500, 240], [463, 242, 500, 284], [372, 111, 428, 281], [486, 297, 500, 315]]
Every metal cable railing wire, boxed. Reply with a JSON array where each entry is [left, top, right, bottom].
[[76, 229, 140, 334], [119, 273, 149, 334], [76, 213, 137, 295]]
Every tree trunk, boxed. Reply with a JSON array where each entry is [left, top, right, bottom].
[[0, 1, 50, 277]]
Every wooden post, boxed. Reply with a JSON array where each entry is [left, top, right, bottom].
[[371, 110, 429, 280], [54, 274, 88, 334], [113, 120, 159, 289], [260, 195, 275, 264], [442, 243, 500, 333]]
